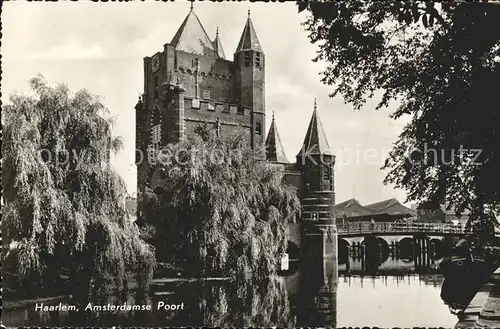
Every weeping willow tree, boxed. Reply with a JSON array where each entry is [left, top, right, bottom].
[[140, 124, 300, 278], [2, 75, 155, 304]]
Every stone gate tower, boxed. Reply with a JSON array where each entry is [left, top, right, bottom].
[[296, 99, 337, 281], [267, 99, 338, 281], [134, 6, 338, 273], [135, 6, 266, 193]]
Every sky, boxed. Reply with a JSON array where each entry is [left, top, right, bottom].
[[2, 0, 412, 206]]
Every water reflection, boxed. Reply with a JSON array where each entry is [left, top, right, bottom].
[[336, 274, 457, 327], [3, 251, 467, 327], [282, 256, 458, 328], [3, 277, 294, 327], [197, 278, 294, 328], [286, 259, 338, 327], [337, 236, 452, 275]]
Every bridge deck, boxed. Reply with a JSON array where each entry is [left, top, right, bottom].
[[337, 222, 467, 237]]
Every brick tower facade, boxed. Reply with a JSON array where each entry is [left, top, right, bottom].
[[135, 7, 265, 192], [279, 99, 338, 281]]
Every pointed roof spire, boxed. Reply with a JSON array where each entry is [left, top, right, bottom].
[[296, 99, 333, 158], [266, 112, 289, 164], [212, 26, 226, 59], [235, 9, 263, 53], [170, 4, 215, 55]]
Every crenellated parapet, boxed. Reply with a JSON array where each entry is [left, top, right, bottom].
[[136, 6, 268, 206], [177, 66, 232, 81]]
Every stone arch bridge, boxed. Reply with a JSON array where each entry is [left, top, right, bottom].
[[287, 221, 467, 271]]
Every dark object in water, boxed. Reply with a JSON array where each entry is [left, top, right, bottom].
[[439, 239, 487, 281], [154, 263, 184, 278], [440, 275, 479, 311], [440, 240, 489, 315]]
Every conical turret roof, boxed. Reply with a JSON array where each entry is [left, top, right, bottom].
[[235, 10, 263, 53], [265, 112, 289, 164], [296, 99, 333, 158], [170, 6, 215, 56]]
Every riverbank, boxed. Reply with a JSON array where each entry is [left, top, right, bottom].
[[2, 276, 232, 311], [456, 267, 500, 328]]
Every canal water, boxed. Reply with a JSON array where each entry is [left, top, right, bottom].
[[3, 258, 459, 327], [337, 275, 456, 327]]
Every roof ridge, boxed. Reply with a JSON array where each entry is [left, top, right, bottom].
[[235, 15, 262, 53], [296, 101, 333, 157], [170, 8, 215, 55]]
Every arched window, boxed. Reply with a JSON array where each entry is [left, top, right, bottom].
[[244, 51, 251, 67], [323, 165, 330, 180], [255, 52, 261, 68]]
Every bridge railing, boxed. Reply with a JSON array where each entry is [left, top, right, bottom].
[[337, 221, 467, 236]]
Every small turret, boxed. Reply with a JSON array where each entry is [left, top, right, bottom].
[[134, 94, 143, 111], [296, 99, 337, 273], [213, 27, 226, 59], [296, 99, 335, 192], [265, 112, 289, 164], [234, 9, 265, 151], [235, 9, 263, 53], [296, 99, 333, 159]]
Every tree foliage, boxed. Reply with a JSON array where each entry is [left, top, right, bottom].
[[140, 125, 300, 279], [2, 75, 155, 302], [299, 1, 500, 231]]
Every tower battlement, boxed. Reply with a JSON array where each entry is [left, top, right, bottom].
[[136, 6, 267, 191]]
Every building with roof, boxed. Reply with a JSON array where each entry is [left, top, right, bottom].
[[136, 6, 268, 191], [364, 198, 415, 218], [416, 202, 470, 224], [135, 5, 339, 262], [334, 198, 415, 224], [133, 5, 463, 269], [334, 199, 375, 219]]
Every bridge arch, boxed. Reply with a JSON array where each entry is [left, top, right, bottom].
[[362, 236, 390, 265], [338, 238, 350, 265], [398, 237, 414, 260], [397, 235, 415, 243], [429, 238, 445, 260], [288, 223, 302, 249], [286, 240, 302, 261]]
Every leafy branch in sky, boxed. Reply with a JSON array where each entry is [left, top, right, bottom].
[[299, 1, 500, 238]]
